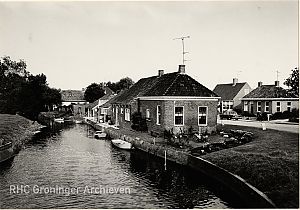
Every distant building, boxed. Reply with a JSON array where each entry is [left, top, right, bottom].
[[86, 86, 116, 122], [242, 81, 299, 115], [110, 65, 220, 135], [213, 78, 251, 113], [61, 90, 86, 106]]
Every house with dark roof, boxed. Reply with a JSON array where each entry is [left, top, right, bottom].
[[110, 65, 220, 134], [61, 90, 86, 106], [86, 86, 116, 122], [242, 81, 299, 115], [213, 78, 252, 113]]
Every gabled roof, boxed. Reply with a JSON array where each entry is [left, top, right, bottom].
[[213, 82, 247, 100], [61, 90, 85, 102], [109, 71, 218, 105], [243, 85, 297, 99]]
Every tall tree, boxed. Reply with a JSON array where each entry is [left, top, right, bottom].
[[84, 83, 105, 103], [284, 67, 299, 97], [106, 77, 134, 93]]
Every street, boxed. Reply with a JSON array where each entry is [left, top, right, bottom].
[[218, 119, 299, 133]]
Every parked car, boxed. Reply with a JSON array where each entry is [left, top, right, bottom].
[[220, 110, 242, 120]]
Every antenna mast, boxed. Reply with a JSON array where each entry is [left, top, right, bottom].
[[276, 70, 280, 81], [174, 36, 190, 64]]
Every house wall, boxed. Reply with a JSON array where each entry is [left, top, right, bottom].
[[233, 83, 252, 110], [139, 99, 218, 135], [243, 99, 299, 115]]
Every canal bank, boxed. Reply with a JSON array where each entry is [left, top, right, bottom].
[[86, 120, 276, 208], [0, 114, 43, 163]]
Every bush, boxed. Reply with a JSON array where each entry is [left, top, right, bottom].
[[242, 111, 255, 117], [131, 112, 148, 132], [257, 112, 268, 121]]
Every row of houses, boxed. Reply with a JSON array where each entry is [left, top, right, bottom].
[[61, 65, 298, 135]]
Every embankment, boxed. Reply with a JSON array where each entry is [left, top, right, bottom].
[[0, 114, 42, 161]]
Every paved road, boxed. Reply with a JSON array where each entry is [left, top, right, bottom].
[[218, 119, 299, 133]]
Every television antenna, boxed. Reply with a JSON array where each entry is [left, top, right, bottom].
[[276, 70, 280, 81], [173, 36, 190, 64], [237, 70, 242, 79]]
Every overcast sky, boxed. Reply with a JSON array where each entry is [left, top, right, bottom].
[[0, 1, 298, 91]]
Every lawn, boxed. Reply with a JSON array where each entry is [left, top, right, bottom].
[[202, 124, 299, 208]]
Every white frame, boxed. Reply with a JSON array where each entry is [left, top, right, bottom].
[[146, 109, 150, 119], [120, 107, 124, 114], [244, 101, 248, 112], [125, 108, 130, 121], [276, 101, 281, 112], [257, 101, 262, 112], [156, 105, 161, 125], [198, 106, 208, 126], [265, 101, 270, 112], [174, 106, 184, 126]]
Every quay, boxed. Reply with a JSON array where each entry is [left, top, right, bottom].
[[85, 119, 276, 208]]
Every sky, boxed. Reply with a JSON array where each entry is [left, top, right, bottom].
[[0, 1, 298, 91]]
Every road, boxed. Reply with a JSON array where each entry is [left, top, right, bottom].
[[218, 119, 299, 133]]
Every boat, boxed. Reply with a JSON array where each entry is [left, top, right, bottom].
[[111, 139, 133, 150], [94, 131, 107, 139], [64, 117, 74, 124], [0, 142, 14, 163], [54, 118, 64, 123], [75, 120, 83, 124]]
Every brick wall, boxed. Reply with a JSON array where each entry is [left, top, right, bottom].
[[139, 99, 218, 135]]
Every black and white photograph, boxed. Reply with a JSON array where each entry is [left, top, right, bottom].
[[0, 1, 298, 208]]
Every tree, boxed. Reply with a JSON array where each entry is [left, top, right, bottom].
[[284, 67, 299, 97], [84, 83, 105, 103], [106, 77, 134, 93]]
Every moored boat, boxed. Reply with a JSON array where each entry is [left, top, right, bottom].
[[0, 142, 14, 163], [75, 120, 83, 124], [54, 118, 64, 123], [111, 139, 133, 150], [94, 131, 107, 139]]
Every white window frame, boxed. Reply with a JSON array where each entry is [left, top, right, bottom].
[[265, 101, 270, 112], [276, 102, 281, 112], [244, 101, 248, 112], [198, 106, 208, 126], [125, 108, 130, 121], [174, 106, 184, 126], [257, 101, 262, 112], [156, 105, 161, 125], [120, 107, 124, 114], [146, 109, 150, 119], [287, 101, 291, 112]]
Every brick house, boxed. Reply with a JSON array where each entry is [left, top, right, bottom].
[[213, 78, 252, 113], [60, 90, 87, 115], [110, 65, 220, 135], [242, 81, 299, 115]]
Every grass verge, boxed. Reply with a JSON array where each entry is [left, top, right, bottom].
[[202, 124, 299, 208]]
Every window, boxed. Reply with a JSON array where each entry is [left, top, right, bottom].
[[257, 101, 262, 112], [287, 102, 291, 112], [265, 101, 270, 112], [276, 102, 281, 112], [125, 108, 130, 121], [244, 101, 248, 112], [174, 106, 184, 126], [222, 101, 233, 111], [156, 106, 161, 125], [198, 106, 207, 125], [120, 108, 123, 114], [146, 109, 150, 119]]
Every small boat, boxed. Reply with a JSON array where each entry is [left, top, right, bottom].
[[94, 131, 107, 139], [111, 139, 133, 150], [75, 120, 83, 124], [54, 118, 64, 123], [0, 142, 14, 163], [64, 117, 74, 124]]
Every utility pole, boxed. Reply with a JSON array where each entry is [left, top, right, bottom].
[[173, 36, 190, 64]]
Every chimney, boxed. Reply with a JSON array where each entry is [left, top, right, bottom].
[[178, 65, 185, 74], [275, 80, 280, 87], [158, 70, 164, 77], [232, 78, 238, 86], [258, 81, 263, 87]]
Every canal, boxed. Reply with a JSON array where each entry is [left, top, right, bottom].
[[0, 124, 242, 208]]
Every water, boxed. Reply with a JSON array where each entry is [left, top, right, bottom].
[[0, 124, 241, 208]]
